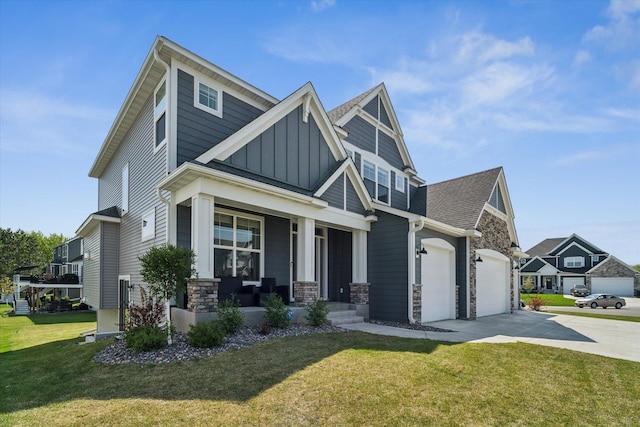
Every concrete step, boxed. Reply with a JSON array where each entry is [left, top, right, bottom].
[[14, 300, 30, 315], [327, 309, 364, 326]]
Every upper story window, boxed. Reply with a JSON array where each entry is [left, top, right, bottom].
[[362, 160, 390, 204], [195, 78, 223, 118], [395, 173, 405, 193], [564, 256, 584, 268], [154, 80, 167, 148]]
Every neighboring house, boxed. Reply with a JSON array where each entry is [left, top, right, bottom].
[[76, 36, 525, 336], [520, 234, 639, 296], [47, 236, 84, 299]]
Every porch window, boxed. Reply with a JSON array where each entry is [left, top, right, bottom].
[[213, 212, 262, 283], [564, 256, 584, 268]]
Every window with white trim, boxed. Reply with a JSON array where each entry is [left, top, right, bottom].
[[213, 212, 262, 283], [362, 160, 391, 204], [141, 209, 155, 242], [377, 168, 389, 203], [154, 80, 167, 147], [395, 173, 405, 193], [564, 256, 584, 268], [195, 78, 223, 117], [121, 163, 129, 214]]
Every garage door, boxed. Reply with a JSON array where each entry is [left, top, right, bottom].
[[563, 277, 585, 295], [592, 277, 634, 296], [421, 239, 456, 322], [476, 249, 510, 317]]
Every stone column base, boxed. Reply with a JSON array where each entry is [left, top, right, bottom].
[[412, 284, 422, 324], [349, 282, 370, 305], [293, 281, 318, 306], [187, 278, 220, 313]]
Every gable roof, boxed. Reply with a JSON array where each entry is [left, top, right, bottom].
[[426, 167, 502, 230], [89, 36, 278, 178], [525, 238, 566, 258], [587, 255, 639, 275], [327, 84, 418, 176]]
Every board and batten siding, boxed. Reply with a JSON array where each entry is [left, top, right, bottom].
[[97, 95, 168, 307], [264, 215, 291, 288], [456, 237, 469, 318], [176, 69, 263, 165], [368, 211, 409, 322], [226, 106, 336, 191]]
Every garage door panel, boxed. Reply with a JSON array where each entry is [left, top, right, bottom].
[[591, 277, 634, 296], [421, 245, 455, 322], [563, 277, 585, 295], [476, 250, 510, 318]]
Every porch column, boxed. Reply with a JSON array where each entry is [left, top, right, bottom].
[[192, 194, 214, 279], [294, 217, 317, 306]]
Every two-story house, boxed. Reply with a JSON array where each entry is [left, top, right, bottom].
[[520, 234, 638, 296], [76, 37, 525, 336]]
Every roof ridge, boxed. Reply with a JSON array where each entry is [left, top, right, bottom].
[[327, 85, 379, 123], [429, 166, 503, 187]]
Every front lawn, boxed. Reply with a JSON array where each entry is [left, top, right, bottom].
[[1, 310, 639, 426], [520, 293, 575, 307]]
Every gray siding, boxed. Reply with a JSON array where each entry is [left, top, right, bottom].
[[83, 226, 101, 309], [379, 102, 393, 129], [264, 215, 290, 287], [345, 179, 366, 215], [390, 172, 407, 210], [409, 185, 427, 216], [344, 115, 375, 154], [551, 236, 602, 256], [226, 106, 336, 191], [328, 228, 352, 303], [363, 95, 378, 118], [67, 238, 83, 261], [456, 237, 468, 318], [97, 95, 168, 307], [176, 69, 263, 165], [558, 245, 593, 274], [176, 205, 192, 249], [100, 222, 120, 310], [368, 211, 409, 322], [322, 174, 344, 209], [378, 131, 403, 170]]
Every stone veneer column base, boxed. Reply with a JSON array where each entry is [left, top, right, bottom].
[[349, 283, 370, 305], [412, 284, 422, 324], [293, 281, 318, 306], [187, 278, 220, 313]]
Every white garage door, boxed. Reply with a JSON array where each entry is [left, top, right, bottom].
[[476, 249, 510, 317], [592, 277, 634, 296], [563, 277, 585, 295], [421, 239, 456, 322]]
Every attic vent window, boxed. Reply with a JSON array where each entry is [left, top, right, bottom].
[[195, 78, 223, 117]]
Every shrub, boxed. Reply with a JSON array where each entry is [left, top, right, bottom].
[[124, 324, 167, 353], [187, 321, 225, 348], [128, 287, 165, 328], [217, 294, 244, 335], [305, 298, 329, 326], [527, 294, 547, 311], [263, 293, 291, 328]]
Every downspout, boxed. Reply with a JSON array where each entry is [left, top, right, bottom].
[[408, 220, 423, 324]]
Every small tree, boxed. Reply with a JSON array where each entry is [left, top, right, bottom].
[[522, 276, 535, 294], [139, 244, 196, 345], [0, 276, 14, 299]]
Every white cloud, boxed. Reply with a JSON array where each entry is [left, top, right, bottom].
[[311, 0, 336, 13], [572, 50, 592, 67], [456, 32, 535, 64], [584, 0, 640, 49], [552, 150, 602, 166]]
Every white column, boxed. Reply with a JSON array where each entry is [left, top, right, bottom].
[[352, 229, 368, 283], [296, 217, 315, 282], [192, 194, 214, 279]]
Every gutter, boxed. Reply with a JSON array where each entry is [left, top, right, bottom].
[[154, 46, 172, 244]]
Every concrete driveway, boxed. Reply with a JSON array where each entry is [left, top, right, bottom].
[[341, 310, 640, 363]]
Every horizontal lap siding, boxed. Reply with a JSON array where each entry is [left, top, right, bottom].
[[363, 96, 378, 118], [176, 69, 262, 165], [100, 222, 120, 309], [346, 179, 365, 215], [322, 175, 344, 209], [344, 116, 375, 154], [379, 102, 393, 130], [368, 211, 409, 322], [378, 131, 403, 170], [83, 227, 101, 309]]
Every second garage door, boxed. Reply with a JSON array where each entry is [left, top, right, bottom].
[[476, 249, 510, 317], [421, 239, 456, 323], [591, 277, 634, 296]]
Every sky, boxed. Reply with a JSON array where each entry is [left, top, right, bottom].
[[1, 0, 639, 265]]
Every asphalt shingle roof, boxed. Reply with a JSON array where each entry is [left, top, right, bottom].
[[525, 238, 567, 257], [426, 167, 502, 230], [327, 86, 377, 123]]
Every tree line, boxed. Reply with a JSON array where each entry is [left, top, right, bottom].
[[0, 228, 67, 280]]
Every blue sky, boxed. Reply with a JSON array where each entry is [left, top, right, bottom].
[[1, 0, 639, 264]]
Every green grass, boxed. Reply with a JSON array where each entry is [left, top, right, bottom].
[[546, 310, 640, 323], [0, 303, 96, 353], [520, 293, 575, 306], [1, 305, 639, 426]]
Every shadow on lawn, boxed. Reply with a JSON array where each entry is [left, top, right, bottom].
[[0, 331, 456, 413], [24, 311, 96, 325]]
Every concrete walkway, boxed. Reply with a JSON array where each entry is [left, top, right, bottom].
[[339, 310, 640, 362]]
